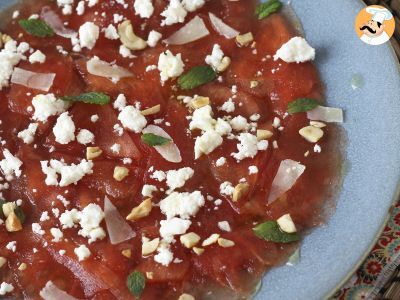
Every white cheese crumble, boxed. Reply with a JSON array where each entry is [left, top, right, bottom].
[[166, 167, 194, 191], [53, 112, 76, 144], [150, 170, 166, 181], [205, 44, 224, 70], [74, 245, 91, 261], [104, 24, 119, 40], [232, 133, 268, 161], [159, 217, 191, 241], [154, 243, 174, 266], [220, 98, 235, 113], [77, 129, 95, 145], [147, 30, 162, 47], [249, 165, 259, 174], [274, 37, 315, 63], [220, 181, 234, 196], [160, 191, 205, 220], [230, 115, 249, 131], [113, 93, 127, 111], [32, 94, 69, 122], [0, 149, 23, 181], [194, 130, 223, 159], [17, 123, 38, 144], [40, 159, 94, 187], [134, 0, 154, 18], [118, 106, 147, 133], [218, 221, 231, 232], [161, 0, 187, 26], [110, 143, 121, 154], [142, 184, 157, 197], [78, 203, 106, 243], [190, 105, 215, 132], [50, 227, 63, 242], [29, 50, 46, 64], [0, 282, 14, 295], [6, 241, 16, 252], [79, 22, 100, 50], [158, 50, 185, 82], [215, 157, 226, 167], [32, 223, 45, 235], [0, 40, 24, 90], [182, 0, 205, 12]]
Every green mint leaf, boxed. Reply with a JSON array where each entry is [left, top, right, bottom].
[[287, 98, 320, 114], [255, 0, 282, 20], [61, 92, 110, 105], [14, 206, 26, 224], [178, 65, 217, 90], [0, 199, 6, 219], [127, 271, 146, 298], [19, 19, 54, 37], [253, 221, 300, 243], [141, 133, 171, 146]]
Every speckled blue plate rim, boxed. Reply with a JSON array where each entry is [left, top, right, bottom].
[[1, 0, 400, 299]]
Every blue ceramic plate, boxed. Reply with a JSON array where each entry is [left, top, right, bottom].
[[1, 0, 400, 299]]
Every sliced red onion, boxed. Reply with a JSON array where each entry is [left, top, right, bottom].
[[40, 281, 79, 300], [11, 67, 56, 92], [267, 159, 306, 204], [142, 125, 182, 163], [104, 196, 136, 245], [41, 7, 77, 38], [307, 106, 344, 123], [87, 57, 133, 80], [164, 16, 209, 45], [209, 13, 239, 39]]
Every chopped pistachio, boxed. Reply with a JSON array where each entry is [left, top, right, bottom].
[[141, 104, 161, 116], [178, 294, 195, 300], [310, 121, 326, 128], [126, 198, 153, 221], [216, 56, 231, 72], [146, 272, 154, 279], [121, 249, 132, 258], [0, 257, 7, 268], [142, 237, 159, 256], [202, 233, 220, 247], [0, 33, 12, 49], [193, 247, 204, 255], [250, 80, 259, 88], [232, 183, 249, 202], [299, 126, 324, 143], [236, 32, 254, 47], [18, 263, 27, 271], [2, 202, 16, 218], [217, 238, 235, 248], [277, 214, 297, 233], [189, 96, 210, 110], [86, 146, 102, 160], [5, 211, 22, 232], [118, 20, 147, 50], [113, 166, 129, 182], [180, 232, 201, 248], [257, 129, 273, 141]]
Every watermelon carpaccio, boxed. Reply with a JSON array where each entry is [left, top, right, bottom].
[[0, 0, 343, 299]]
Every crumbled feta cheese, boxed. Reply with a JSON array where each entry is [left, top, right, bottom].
[[249, 165, 259, 174], [110, 143, 121, 154], [314, 144, 322, 153], [215, 118, 232, 136], [232, 133, 265, 161], [142, 184, 157, 197], [190, 105, 215, 132], [218, 221, 231, 232], [205, 44, 224, 70], [32, 223, 45, 235], [0, 149, 23, 180], [53, 112, 76, 144], [29, 50, 46, 64], [160, 191, 205, 219], [6, 241, 16, 252], [134, 0, 154, 18], [0, 282, 14, 295], [182, 0, 205, 12], [40, 211, 50, 222], [160, 217, 191, 241], [118, 106, 147, 133], [274, 37, 315, 63], [77, 129, 94, 145], [50, 228, 63, 242], [154, 243, 173, 266], [194, 130, 223, 159], [17, 123, 38, 144], [59, 208, 80, 228], [166, 167, 194, 191], [161, 0, 187, 26], [215, 157, 226, 167], [230, 115, 249, 131], [90, 114, 99, 122], [76, 1, 85, 15], [74, 245, 91, 261], [113, 94, 127, 111], [78, 203, 106, 243], [150, 170, 166, 181], [119, 45, 134, 58], [220, 98, 235, 113], [41, 159, 94, 187], [32, 94, 69, 122], [104, 24, 119, 40], [220, 181, 234, 196], [79, 22, 100, 50], [0, 40, 24, 90], [158, 50, 185, 82], [147, 30, 162, 47]]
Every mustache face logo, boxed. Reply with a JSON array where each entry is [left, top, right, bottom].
[[360, 25, 376, 34]]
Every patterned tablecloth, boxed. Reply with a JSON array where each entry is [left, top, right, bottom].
[[332, 201, 400, 299]]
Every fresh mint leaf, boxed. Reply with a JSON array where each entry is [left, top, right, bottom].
[[255, 0, 282, 20], [61, 92, 110, 105], [287, 98, 319, 114], [14, 206, 26, 224], [253, 220, 300, 243], [178, 65, 217, 90], [141, 133, 171, 146], [19, 19, 54, 37], [127, 271, 146, 298]]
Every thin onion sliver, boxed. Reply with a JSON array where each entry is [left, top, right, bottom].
[[307, 106, 344, 123], [87, 58, 133, 80], [41, 6, 77, 38], [164, 16, 209, 45], [209, 12, 239, 39], [11, 67, 56, 92], [40, 281, 79, 300]]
